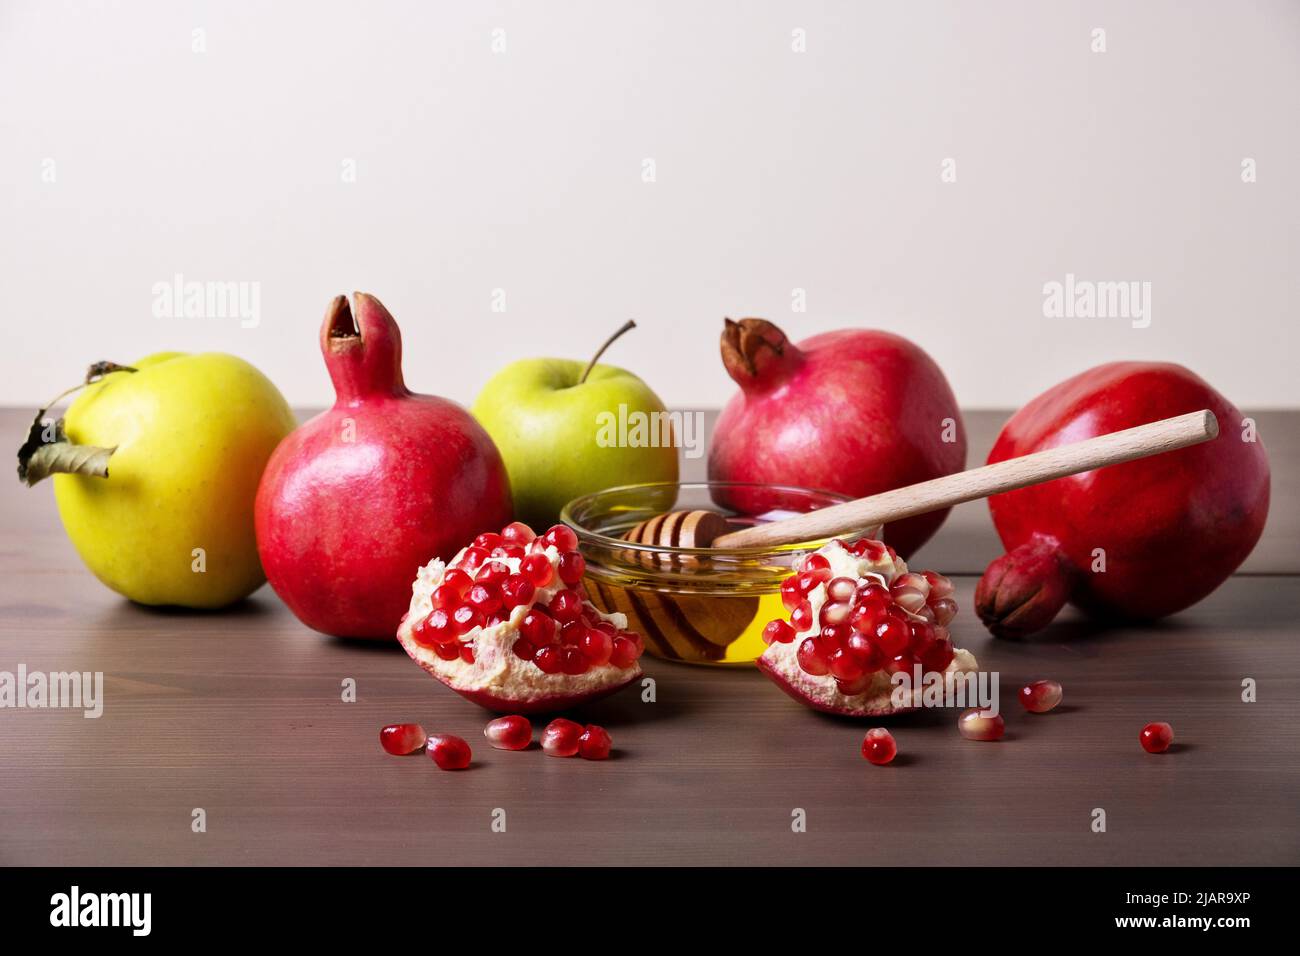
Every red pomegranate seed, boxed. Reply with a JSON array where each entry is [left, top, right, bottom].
[[412, 608, 453, 647], [518, 607, 554, 646], [908, 620, 935, 651], [500, 573, 536, 610], [580, 627, 613, 664], [923, 570, 954, 599], [558, 620, 585, 645], [829, 647, 866, 682], [819, 601, 852, 627], [893, 572, 929, 596], [484, 715, 532, 751], [467, 582, 503, 616], [796, 570, 827, 593], [891, 586, 927, 615], [797, 637, 831, 676], [826, 576, 857, 602], [846, 633, 884, 672], [543, 524, 579, 552], [850, 602, 886, 634], [541, 718, 583, 757], [958, 708, 1005, 741], [452, 604, 482, 634], [919, 637, 954, 673], [578, 724, 612, 760], [609, 636, 638, 668], [475, 561, 510, 586], [474, 532, 503, 551], [433, 640, 461, 661], [500, 521, 536, 546], [533, 645, 562, 674], [885, 652, 916, 676], [548, 589, 583, 623], [520, 552, 554, 588], [1019, 679, 1063, 714], [821, 622, 851, 646], [929, 597, 958, 626], [861, 728, 897, 765], [459, 643, 475, 664], [430, 584, 462, 610], [780, 577, 804, 611], [426, 734, 472, 770], [511, 638, 535, 660], [380, 722, 427, 755], [873, 618, 911, 657], [557, 551, 586, 586], [460, 546, 489, 571], [801, 553, 831, 574], [593, 620, 617, 636], [442, 568, 473, 597], [1140, 721, 1174, 754], [835, 673, 874, 696], [763, 619, 796, 645], [790, 601, 814, 633]]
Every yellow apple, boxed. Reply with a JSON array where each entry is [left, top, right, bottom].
[[38, 353, 295, 608]]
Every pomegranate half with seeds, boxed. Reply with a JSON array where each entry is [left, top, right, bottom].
[[755, 539, 978, 717], [396, 521, 644, 713]]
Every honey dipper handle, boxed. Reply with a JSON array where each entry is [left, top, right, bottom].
[[712, 409, 1219, 550]]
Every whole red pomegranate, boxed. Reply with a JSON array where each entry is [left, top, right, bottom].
[[976, 362, 1269, 637], [709, 319, 966, 557], [256, 293, 512, 639]]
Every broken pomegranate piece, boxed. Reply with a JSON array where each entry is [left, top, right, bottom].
[[396, 522, 643, 714], [756, 539, 979, 717]]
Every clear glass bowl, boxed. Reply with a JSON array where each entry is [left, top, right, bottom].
[[561, 481, 874, 665]]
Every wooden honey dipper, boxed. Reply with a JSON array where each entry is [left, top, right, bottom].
[[625, 409, 1219, 550]]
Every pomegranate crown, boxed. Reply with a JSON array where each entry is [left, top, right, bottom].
[[320, 292, 407, 402], [720, 317, 800, 388]]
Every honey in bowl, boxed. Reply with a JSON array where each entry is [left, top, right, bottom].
[[561, 481, 874, 665]]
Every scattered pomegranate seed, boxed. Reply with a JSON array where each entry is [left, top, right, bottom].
[[484, 715, 532, 751], [380, 723, 427, 755], [557, 551, 586, 586], [957, 708, 1005, 741], [763, 620, 796, 645], [861, 728, 897, 765], [543, 524, 579, 552], [1019, 679, 1063, 714], [500, 521, 536, 545], [1140, 721, 1174, 754], [578, 724, 612, 760], [426, 734, 472, 770], [541, 718, 583, 757]]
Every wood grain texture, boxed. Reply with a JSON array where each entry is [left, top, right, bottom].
[[0, 408, 1296, 866]]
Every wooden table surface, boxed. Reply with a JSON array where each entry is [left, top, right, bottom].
[[1, 409, 1296, 866]]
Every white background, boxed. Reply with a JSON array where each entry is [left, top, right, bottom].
[[3, 0, 1298, 409]]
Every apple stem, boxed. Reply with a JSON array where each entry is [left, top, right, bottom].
[[578, 320, 637, 385]]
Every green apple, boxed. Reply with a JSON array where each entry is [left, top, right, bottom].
[[472, 322, 680, 527]]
